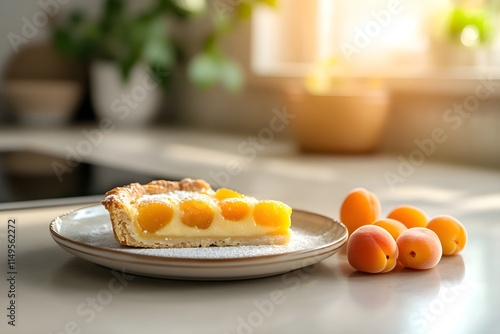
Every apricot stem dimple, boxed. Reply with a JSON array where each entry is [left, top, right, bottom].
[[427, 215, 467, 256], [346, 225, 399, 274], [410, 251, 416, 257]]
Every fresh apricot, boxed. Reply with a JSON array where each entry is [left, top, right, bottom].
[[340, 188, 381, 235], [396, 228, 442, 270], [372, 218, 408, 241], [387, 205, 428, 229], [347, 225, 399, 274], [427, 215, 467, 255]]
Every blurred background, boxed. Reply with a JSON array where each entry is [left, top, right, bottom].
[[0, 0, 499, 203]]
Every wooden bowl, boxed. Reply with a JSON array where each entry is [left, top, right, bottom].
[[3, 79, 82, 126], [285, 87, 390, 153]]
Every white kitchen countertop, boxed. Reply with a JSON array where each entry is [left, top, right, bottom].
[[1, 125, 499, 334]]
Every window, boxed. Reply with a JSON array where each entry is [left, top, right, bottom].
[[251, 0, 500, 80]]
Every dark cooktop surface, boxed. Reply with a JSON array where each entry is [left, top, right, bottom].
[[0, 150, 170, 208]]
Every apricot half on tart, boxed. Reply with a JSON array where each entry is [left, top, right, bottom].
[[101, 179, 292, 248]]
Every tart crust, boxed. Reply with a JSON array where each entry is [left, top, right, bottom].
[[102, 178, 291, 248]]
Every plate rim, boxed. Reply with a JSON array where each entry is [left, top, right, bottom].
[[49, 204, 348, 265]]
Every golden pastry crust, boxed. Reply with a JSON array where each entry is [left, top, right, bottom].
[[102, 178, 211, 206], [102, 178, 291, 248]]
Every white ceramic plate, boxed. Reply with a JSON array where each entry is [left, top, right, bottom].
[[50, 204, 347, 280]]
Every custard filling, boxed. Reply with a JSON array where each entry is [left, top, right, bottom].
[[133, 188, 291, 239]]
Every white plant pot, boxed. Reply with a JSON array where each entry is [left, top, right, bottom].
[[90, 61, 162, 127]]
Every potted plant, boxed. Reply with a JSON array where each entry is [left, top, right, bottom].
[[53, 0, 276, 126], [428, 1, 494, 67]]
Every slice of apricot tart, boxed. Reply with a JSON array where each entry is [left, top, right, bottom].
[[101, 178, 292, 248]]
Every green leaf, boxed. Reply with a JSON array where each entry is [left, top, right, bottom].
[[52, 19, 101, 61], [219, 58, 244, 92], [188, 51, 244, 92], [173, 0, 206, 16], [53, 29, 77, 58], [100, 0, 124, 33], [256, 0, 278, 8], [237, 2, 253, 19], [448, 8, 493, 45], [143, 38, 175, 69], [470, 12, 493, 43], [188, 52, 220, 88], [69, 11, 85, 25], [149, 63, 171, 89], [120, 54, 139, 81], [136, 15, 175, 75], [157, 0, 206, 19]]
